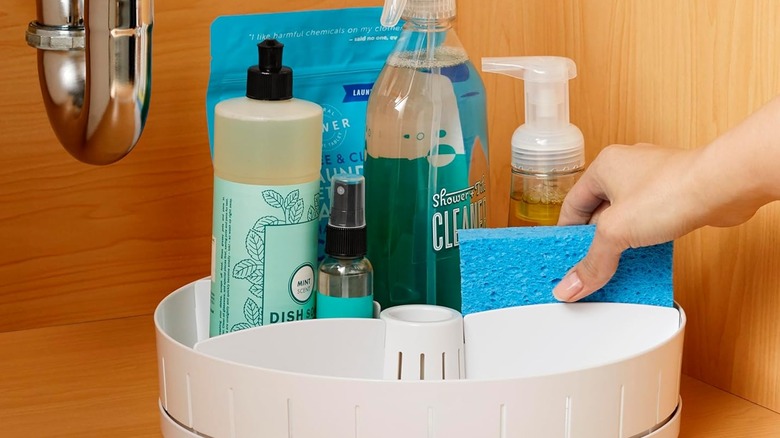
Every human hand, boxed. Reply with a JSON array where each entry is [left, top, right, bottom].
[[552, 143, 705, 302], [552, 96, 780, 302]]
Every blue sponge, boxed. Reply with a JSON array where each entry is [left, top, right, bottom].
[[458, 225, 673, 315]]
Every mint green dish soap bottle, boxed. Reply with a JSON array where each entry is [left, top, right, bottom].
[[210, 40, 322, 336], [365, 0, 490, 311]]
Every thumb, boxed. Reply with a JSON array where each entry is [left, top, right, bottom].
[[552, 227, 624, 302]]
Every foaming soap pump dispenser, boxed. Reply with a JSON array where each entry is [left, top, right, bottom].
[[482, 57, 585, 226]]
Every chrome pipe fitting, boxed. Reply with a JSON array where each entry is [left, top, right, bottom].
[[26, 0, 153, 165]]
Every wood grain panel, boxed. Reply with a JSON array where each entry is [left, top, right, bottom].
[[0, 316, 161, 436], [3, 0, 780, 415]]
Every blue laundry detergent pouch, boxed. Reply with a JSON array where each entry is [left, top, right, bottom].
[[207, 8, 400, 259]]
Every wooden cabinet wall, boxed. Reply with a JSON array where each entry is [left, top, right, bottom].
[[2, 0, 779, 413]]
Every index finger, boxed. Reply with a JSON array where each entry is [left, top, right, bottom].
[[557, 167, 608, 226]]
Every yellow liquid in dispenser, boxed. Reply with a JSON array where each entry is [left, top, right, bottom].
[[507, 169, 580, 227], [508, 194, 563, 226]]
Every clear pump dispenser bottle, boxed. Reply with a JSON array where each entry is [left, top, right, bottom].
[[482, 56, 585, 226], [365, 0, 490, 312]]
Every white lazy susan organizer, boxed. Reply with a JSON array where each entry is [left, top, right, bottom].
[[155, 279, 686, 438]]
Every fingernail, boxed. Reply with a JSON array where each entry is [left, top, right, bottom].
[[553, 270, 583, 302]]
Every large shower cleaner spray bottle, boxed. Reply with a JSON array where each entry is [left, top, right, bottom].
[[365, 0, 490, 311]]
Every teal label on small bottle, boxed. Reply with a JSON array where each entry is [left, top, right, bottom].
[[210, 177, 319, 336], [315, 292, 374, 319]]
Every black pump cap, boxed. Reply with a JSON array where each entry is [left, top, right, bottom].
[[246, 39, 293, 101]]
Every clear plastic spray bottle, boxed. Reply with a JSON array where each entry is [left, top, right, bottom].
[[482, 56, 584, 226], [365, 0, 490, 311], [316, 174, 374, 319]]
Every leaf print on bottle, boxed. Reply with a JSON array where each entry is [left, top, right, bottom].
[[229, 185, 314, 329], [231, 322, 253, 332], [244, 298, 262, 326], [262, 190, 285, 209], [307, 205, 318, 221], [249, 283, 263, 299], [232, 259, 258, 279], [307, 191, 320, 221], [246, 230, 264, 261], [254, 216, 281, 230], [287, 198, 304, 223], [246, 269, 264, 285], [283, 189, 300, 209]]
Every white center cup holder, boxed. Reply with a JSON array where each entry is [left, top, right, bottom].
[[155, 279, 685, 438], [380, 304, 464, 380]]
